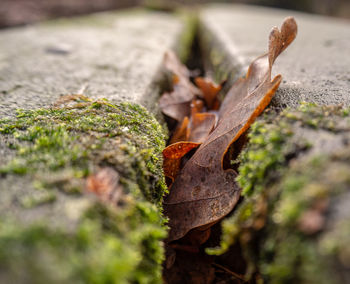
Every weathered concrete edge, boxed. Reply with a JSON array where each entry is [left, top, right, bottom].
[[0, 10, 198, 284], [0, 8, 192, 119], [198, 4, 350, 109], [0, 100, 168, 283]]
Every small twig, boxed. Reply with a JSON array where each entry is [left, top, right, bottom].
[[76, 84, 88, 95], [212, 263, 247, 282], [52, 94, 91, 108]]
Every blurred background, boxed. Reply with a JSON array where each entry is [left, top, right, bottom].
[[1, 0, 350, 28]]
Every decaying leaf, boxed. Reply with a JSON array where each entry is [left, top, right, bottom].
[[86, 167, 122, 204], [163, 17, 298, 242], [159, 91, 192, 122], [163, 141, 201, 182], [170, 116, 190, 144], [169, 99, 217, 145], [159, 51, 201, 122], [188, 112, 217, 143], [195, 77, 221, 110]]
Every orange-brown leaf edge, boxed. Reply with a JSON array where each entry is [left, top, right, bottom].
[[170, 116, 190, 144], [195, 77, 221, 110], [163, 141, 201, 182]]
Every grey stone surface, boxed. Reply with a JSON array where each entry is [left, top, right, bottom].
[[0, 9, 185, 118], [199, 4, 350, 108]]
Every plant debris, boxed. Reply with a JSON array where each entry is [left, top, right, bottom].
[[160, 17, 297, 247]]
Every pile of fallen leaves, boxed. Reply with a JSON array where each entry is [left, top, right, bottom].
[[160, 17, 297, 258]]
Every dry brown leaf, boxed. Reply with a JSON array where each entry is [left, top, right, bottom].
[[170, 116, 190, 144], [188, 112, 217, 143], [165, 103, 217, 183], [159, 51, 201, 122], [53, 94, 91, 109], [163, 141, 201, 182], [195, 77, 221, 110], [164, 17, 298, 242], [159, 90, 192, 122], [190, 99, 204, 116], [164, 50, 201, 97], [164, 112, 216, 184]]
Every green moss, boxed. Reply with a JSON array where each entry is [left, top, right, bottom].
[[283, 102, 343, 131], [176, 10, 199, 63], [0, 200, 166, 284], [210, 48, 225, 69], [258, 154, 350, 284], [18, 189, 57, 209], [0, 99, 167, 205], [0, 98, 168, 283], [203, 38, 234, 85], [237, 114, 294, 197], [198, 18, 243, 85], [208, 104, 350, 283]]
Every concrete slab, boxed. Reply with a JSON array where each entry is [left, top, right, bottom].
[[0, 10, 190, 282], [0, 9, 186, 118], [199, 4, 350, 108]]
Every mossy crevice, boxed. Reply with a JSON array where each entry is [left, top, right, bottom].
[[198, 18, 243, 87], [0, 98, 168, 283], [176, 9, 199, 63], [209, 103, 350, 284]]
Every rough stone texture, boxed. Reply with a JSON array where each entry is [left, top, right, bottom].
[[199, 4, 350, 108], [0, 9, 194, 283], [0, 9, 185, 118], [0, 100, 169, 284]]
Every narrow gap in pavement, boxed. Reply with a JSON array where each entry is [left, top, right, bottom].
[[162, 23, 249, 284]]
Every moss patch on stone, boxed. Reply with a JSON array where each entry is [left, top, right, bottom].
[[0, 97, 168, 283], [208, 104, 350, 284], [0, 200, 167, 284], [0, 98, 167, 204], [176, 10, 199, 63], [198, 20, 242, 86]]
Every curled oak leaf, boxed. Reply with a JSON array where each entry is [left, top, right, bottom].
[[159, 51, 201, 122], [164, 50, 201, 97], [169, 99, 213, 145], [164, 17, 297, 242], [188, 112, 217, 143], [163, 141, 201, 183], [219, 17, 297, 120], [188, 99, 217, 143], [170, 116, 190, 145], [159, 91, 192, 122], [165, 113, 216, 182], [194, 77, 221, 110], [164, 50, 190, 81], [86, 167, 122, 204]]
